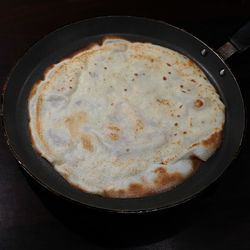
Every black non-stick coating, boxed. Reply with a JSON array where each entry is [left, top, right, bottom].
[[2, 16, 245, 213]]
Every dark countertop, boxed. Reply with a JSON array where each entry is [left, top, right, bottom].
[[0, 1, 250, 249]]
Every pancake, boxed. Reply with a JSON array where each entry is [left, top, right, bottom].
[[28, 38, 225, 198]]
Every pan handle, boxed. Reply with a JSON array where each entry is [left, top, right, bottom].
[[217, 21, 250, 60]]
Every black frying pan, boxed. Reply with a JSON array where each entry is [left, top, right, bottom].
[[1, 16, 248, 213]]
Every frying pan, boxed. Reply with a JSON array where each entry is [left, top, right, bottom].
[[1, 16, 248, 213]]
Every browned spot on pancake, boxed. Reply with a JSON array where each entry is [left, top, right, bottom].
[[81, 134, 94, 152], [126, 148, 130, 152], [142, 73, 145, 75], [179, 105, 183, 109], [182, 90, 186, 93], [171, 113, 174, 117], [174, 133, 177, 136], [202, 131, 222, 149], [167, 63, 171, 66], [163, 76, 167, 80], [134, 73, 138, 76], [124, 88, 127, 92], [128, 183, 144, 194], [203, 77, 207, 80], [110, 103, 114, 106], [180, 85, 184, 88], [109, 133, 119, 141], [190, 118, 193, 127], [136, 120, 144, 132], [107, 126, 120, 132], [168, 72, 171, 74], [174, 122, 178, 126], [177, 114, 180, 118], [183, 131, 187, 134], [132, 78, 135, 81], [191, 79, 196, 83], [151, 59, 154, 62], [194, 99, 204, 108], [157, 98, 170, 106], [65, 111, 88, 138], [69, 86, 72, 89], [104, 66, 107, 70], [154, 167, 183, 186], [102, 188, 125, 198], [190, 155, 202, 172]]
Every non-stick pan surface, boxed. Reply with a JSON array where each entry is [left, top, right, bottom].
[[2, 16, 245, 213]]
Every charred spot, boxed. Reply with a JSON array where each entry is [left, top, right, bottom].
[[124, 88, 127, 92], [168, 72, 171, 74], [194, 99, 204, 108], [183, 131, 187, 134], [43, 64, 56, 80], [126, 148, 130, 152], [163, 76, 167, 80], [174, 133, 177, 136], [104, 66, 107, 70], [102, 188, 125, 198], [191, 79, 196, 83], [203, 77, 207, 80], [174, 122, 178, 126], [202, 131, 222, 149], [29, 80, 42, 100], [182, 90, 186, 93], [134, 73, 138, 76], [69, 86, 72, 89], [128, 183, 143, 194], [180, 85, 184, 88], [154, 167, 183, 186], [167, 63, 171, 66], [179, 105, 183, 109], [189, 155, 202, 172]]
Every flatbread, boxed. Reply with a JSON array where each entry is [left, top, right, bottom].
[[28, 38, 225, 198]]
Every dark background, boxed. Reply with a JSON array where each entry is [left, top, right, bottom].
[[1, 1, 250, 249]]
